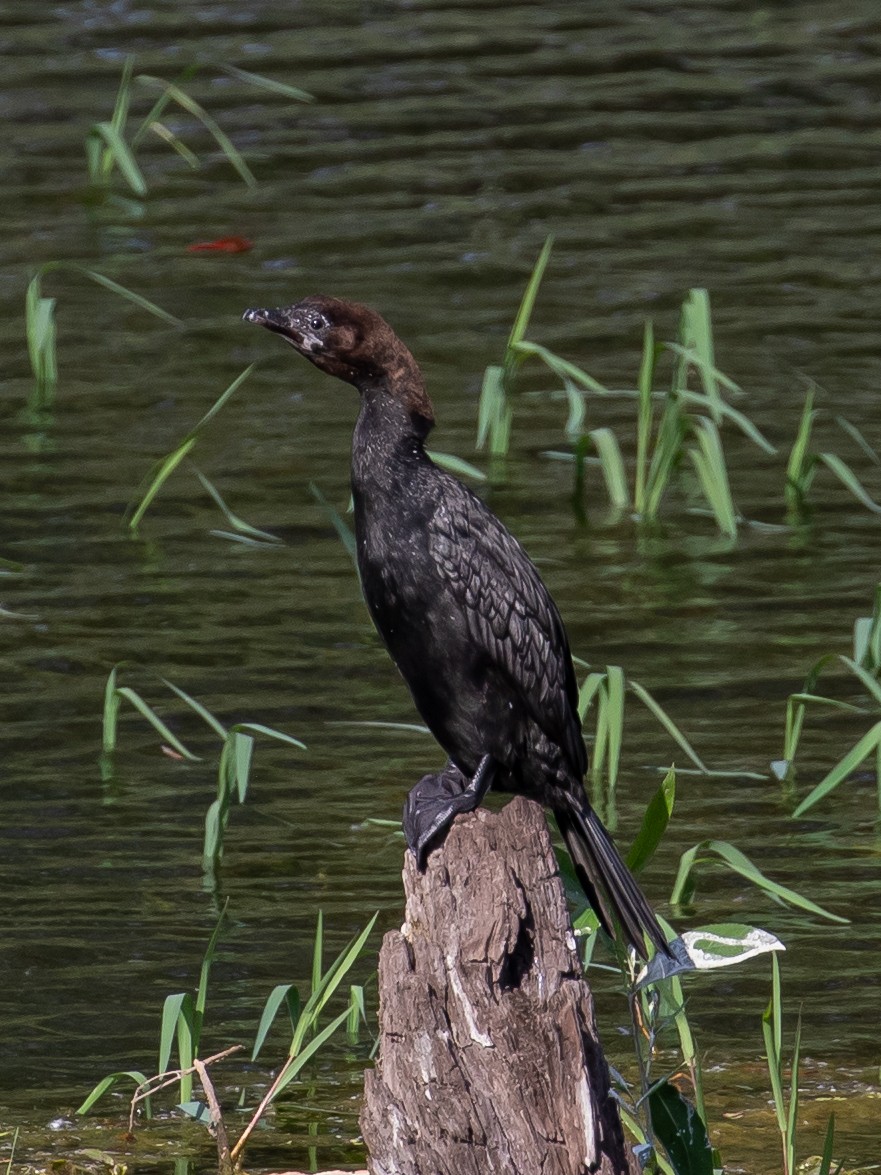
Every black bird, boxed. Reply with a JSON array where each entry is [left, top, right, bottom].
[[244, 295, 690, 976]]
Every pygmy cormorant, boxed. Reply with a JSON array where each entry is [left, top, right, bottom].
[[244, 295, 691, 977]]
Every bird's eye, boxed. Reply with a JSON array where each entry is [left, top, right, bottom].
[[309, 314, 326, 331]]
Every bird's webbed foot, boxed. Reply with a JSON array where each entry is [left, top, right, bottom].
[[402, 753, 496, 869]]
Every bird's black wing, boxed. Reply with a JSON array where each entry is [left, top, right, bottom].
[[427, 472, 587, 778]]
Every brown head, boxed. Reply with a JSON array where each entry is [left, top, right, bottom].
[[243, 294, 434, 429]]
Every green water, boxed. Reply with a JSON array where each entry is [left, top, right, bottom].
[[2, 2, 881, 1171]]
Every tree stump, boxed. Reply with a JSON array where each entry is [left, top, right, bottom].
[[361, 796, 639, 1175]]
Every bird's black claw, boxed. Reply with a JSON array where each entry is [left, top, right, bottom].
[[402, 756, 496, 868]]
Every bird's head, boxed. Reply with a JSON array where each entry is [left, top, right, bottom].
[[243, 295, 433, 428]]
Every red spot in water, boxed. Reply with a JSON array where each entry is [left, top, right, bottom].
[[186, 236, 253, 253]]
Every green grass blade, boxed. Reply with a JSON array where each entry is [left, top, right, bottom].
[[839, 655, 881, 708], [311, 911, 324, 998], [309, 482, 358, 564], [102, 666, 121, 755], [272, 1006, 352, 1099], [194, 469, 281, 541], [115, 685, 200, 760], [589, 428, 630, 509], [818, 451, 881, 514], [193, 364, 256, 433], [232, 731, 254, 802], [512, 340, 612, 396], [634, 320, 656, 512], [148, 121, 200, 168], [76, 1071, 149, 1116], [290, 914, 377, 1055], [427, 450, 487, 481], [793, 719, 881, 816], [159, 993, 188, 1075], [627, 679, 710, 773], [235, 722, 307, 749], [218, 63, 314, 102], [128, 437, 197, 532], [477, 364, 505, 451], [577, 671, 606, 721], [25, 274, 58, 389], [688, 417, 738, 537], [786, 388, 816, 508], [677, 387, 776, 454], [672, 839, 848, 923], [785, 1012, 802, 1170], [88, 122, 147, 196], [159, 677, 228, 739], [136, 75, 257, 186], [82, 270, 182, 326], [110, 57, 135, 136], [252, 984, 299, 1061], [506, 235, 553, 353], [818, 1113, 836, 1175], [196, 901, 228, 1018], [605, 664, 625, 788], [835, 415, 880, 464]]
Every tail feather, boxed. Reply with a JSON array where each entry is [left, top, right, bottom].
[[555, 796, 671, 960]]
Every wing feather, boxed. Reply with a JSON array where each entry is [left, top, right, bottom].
[[428, 476, 587, 778]]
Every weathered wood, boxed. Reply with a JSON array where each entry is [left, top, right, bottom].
[[361, 797, 639, 1175]]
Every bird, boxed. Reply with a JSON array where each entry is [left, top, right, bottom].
[[244, 294, 690, 977]]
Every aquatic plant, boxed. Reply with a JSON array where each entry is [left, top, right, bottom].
[[762, 954, 843, 1175], [85, 56, 312, 198], [77, 908, 375, 1175], [786, 387, 881, 518], [568, 763, 847, 1173], [771, 583, 881, 813], [25, 263, 181, 403], [125, 365, 259, 534], [101, 666, 305, 876]]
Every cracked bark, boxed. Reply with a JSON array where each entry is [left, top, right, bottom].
[[361, 796, 639, 1175]]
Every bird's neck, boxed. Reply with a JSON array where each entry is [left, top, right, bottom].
[[351, 380, 434, 498]]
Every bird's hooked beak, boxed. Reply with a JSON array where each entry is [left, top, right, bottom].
[[243, 306, 300, 343]]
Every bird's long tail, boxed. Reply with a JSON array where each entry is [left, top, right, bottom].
[[554, 794, 671, 960]]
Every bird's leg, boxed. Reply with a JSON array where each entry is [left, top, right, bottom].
[[403, 753, 496, 869]]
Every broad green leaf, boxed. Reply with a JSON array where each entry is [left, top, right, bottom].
[[681, 923, 785, 969], [649, 1080, 713, 1175], [627, 767, 675, 874]]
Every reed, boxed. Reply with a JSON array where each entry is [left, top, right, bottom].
[[85, 56, 312, 197]]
